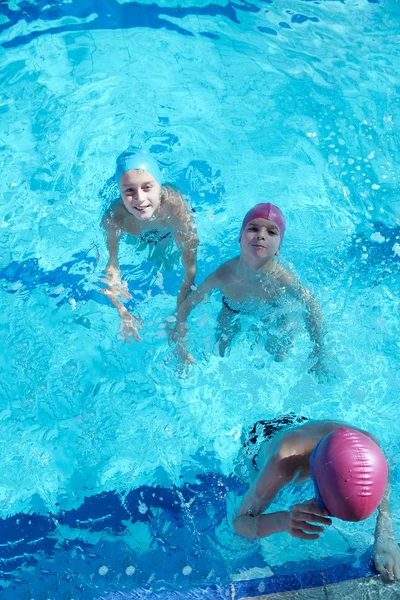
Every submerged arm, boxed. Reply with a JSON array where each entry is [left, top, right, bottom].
[[165, 187, 199, 307], [173, 271, 219, 338], [282, 273, 332, 381], [101, 213, 142, 342], [286, 278, 325, 355], [175, 228, 198, 307], [374, 481, 400, 581], [102, 213, 121, 271], [169, 272, 219, 364]]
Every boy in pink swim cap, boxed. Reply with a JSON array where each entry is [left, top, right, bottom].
[[172, 203, 328, 380], [232, 417, 400, 582]]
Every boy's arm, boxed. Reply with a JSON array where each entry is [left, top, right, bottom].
[[233, 452, 332, 541], [374, 481, 400, 581], [284, 275, 325, 356], [173, 270, 220, 337], [233, 454, 293, 539]]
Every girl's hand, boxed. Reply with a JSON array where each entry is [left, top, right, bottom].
[[104, 267, 132, 300], [286, 499, 332, 540]]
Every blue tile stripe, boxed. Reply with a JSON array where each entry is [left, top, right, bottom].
[[0, 473, 383, 600]]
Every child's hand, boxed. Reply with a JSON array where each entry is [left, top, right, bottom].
[[104, 267, 132, 300], [308, 353, 334, 383], [173, 339, 196, 366], [374, 535, 400, 581], [120, 313, 143, 343], [286, 499, 332, 540], [167, 322, 189, 345]]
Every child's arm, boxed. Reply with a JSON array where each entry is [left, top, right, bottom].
[[233, 454, 292, 539], [164, 187, 199, 307], [233, 454, 331, 540], [283, 275, 325, 356], [101, 212, 142, 342], [173, 270, 220, 339], [169, 269, 221, 364], [174, 224, 198, 308], [280, 271, 330, 380], [374, 481, 400, 581]]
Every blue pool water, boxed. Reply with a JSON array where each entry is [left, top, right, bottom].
[[0, 0, 399, 597]]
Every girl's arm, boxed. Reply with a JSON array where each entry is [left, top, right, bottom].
[[175, 228, 198, 308], [101, 212, 142, 341], [102, 211, 121, 271], [163, 186, 199, 307], [285, 275, 331, 380]]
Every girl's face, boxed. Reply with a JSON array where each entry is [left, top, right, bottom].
[[119, 170, 161, 220], [240, 218, 281, 261]]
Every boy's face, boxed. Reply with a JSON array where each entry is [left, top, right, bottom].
[[240, 218, 281, 260], [119, 170, 161, 220]]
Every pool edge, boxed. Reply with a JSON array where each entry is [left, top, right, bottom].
[[237, 575, 400, 598]]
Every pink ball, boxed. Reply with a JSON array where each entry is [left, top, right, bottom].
[[312, 428, 388, 521]]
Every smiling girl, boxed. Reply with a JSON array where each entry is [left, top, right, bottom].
[[101, 147, 198, 343], [171, 203, 329, 380]]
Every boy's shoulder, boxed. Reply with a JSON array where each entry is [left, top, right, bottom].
[[214, 257, 239, 282], [274, 261, 297, 288]]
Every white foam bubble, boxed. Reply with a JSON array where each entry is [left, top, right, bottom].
[[370, 232, 385, 244], [392, 243, 400, 257]]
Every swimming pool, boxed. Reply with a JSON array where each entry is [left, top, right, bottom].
[[0, 0, 399, 597]]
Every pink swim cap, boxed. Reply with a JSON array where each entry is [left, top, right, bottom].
[[311, 428, 388, 522], [240, 203, 286, 247]]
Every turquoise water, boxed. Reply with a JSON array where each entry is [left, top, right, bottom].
[[0, 0, 399, 597]]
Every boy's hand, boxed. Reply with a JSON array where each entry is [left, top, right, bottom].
[[374, 535, 400, 581], [309, 358, 331, 383], [168, 322, 189, 345], [308, 349, 334, 383], [120, 313, 143, 343], [173, 338, 196, 366], [286, 499, 332, 540]]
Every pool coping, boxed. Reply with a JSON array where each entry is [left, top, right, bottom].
[[238, 575, 400, 598]]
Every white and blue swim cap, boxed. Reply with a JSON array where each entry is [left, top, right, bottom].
[[115, 146, 162, 185]]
